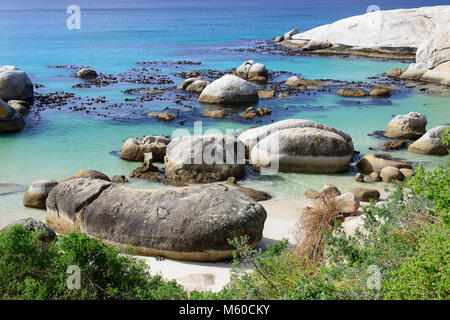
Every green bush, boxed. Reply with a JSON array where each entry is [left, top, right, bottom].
[[0, 228, 187, 300]]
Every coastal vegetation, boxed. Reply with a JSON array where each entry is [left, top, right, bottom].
[[1, 130, 448, 300]]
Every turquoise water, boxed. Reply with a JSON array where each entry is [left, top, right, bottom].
[[1, 0, 450, 227]]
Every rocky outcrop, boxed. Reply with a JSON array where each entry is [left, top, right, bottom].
[[249, 127, 353, 173], [408, 126, 449, 155], [236, 60, 268, 82], [385, 112, 427, 139], [76, 68, 98, 79], [198, 74, 259, 105], [178, 78, 210, 93], [164, 134, 245, 183], [0, 98, 25, 133], [46, 179, 267, 262], [121, 135, 170, 162], [285, 6, 450, 52], [239, 107, 271, 119], [401, 25, 450, 85], [238, 118, 353, 157], [356, 153, 412, 174], [23, 179, 58, 209], [0, 66, 33, 101]]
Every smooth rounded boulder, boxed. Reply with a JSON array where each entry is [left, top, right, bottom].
[[121, 135, 170, 162], [238, 118, 354, 155], [384, 112, 427, 139], [250, 127, 353, 173], [408, 126, 449, 155], [46, 179, 267, 262], [380, 166, 405, 183], [72, 169, 110, 181], [164, 134, 245, 183], [356, 153, 412, 174], [178, 78, 209, 93], [23, 179, 58, 209], [0, 66, 34, 101], [0, 98, 25, 133], [198, 74, 258, 105]]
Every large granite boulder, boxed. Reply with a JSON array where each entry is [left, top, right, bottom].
[[384, 112, 427, 139], [121, 135, 170, 162], [408, 126, 449, 155], [164, 134, 245, 183], [380, 166, 405, 183], [238, 118, 353, 155], [0, 98, 25, 133], [356, 153, 412, 174], [249, 127, 353, 173], [236, 60, 268, 82], [0, 66, 34, 101], [46, 179, 267, 262], [198, 74, 258, 105], [287, 6, 450, 50], [23, 179, 58, 209]]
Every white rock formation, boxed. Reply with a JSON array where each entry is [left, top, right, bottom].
[[288, 6, 450, 49]]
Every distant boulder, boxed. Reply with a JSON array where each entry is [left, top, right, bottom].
[[0, 66, 34, 101], [198, 74, 258, 105]]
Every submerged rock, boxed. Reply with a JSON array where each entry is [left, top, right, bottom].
[[0, 65, 34, 101], [121, 135, 170, 162], [198, 74, 259, 105], [258, 90, 275, 99], [202, 109, 228, 119], [46, 179, 267, 262], [384, 112, 427, 139], [337, 88, 367, 97], [408, 126, 449, 155], [23, 179, 58, 209], [164, 134, 245, 183]]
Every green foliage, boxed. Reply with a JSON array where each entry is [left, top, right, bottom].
[[0, 228, 187, 300]]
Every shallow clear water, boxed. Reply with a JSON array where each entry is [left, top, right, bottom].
[[1, 0, 449, 227]]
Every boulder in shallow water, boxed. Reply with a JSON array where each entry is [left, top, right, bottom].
[[249, 127, 354, 173], [236, 60, 268, 82], [121, 135, 170, 162], [0, 98, 25, 133], [8, 100, 30, 115], [202, 109, 228, 119], [386, 68, 406, 78], [178, 78, 209, 93], [23, 179, 58, 209], [238, 118, 353, 156], [369, 87, 392, 97], [164, 134, 245, 183], [384, 112, 427, 139], [356, 153, 412, 174], [337, 88, 367, 97], [408, 126, 449, 155], [0, 66, 33, 101], [76, 68, 98, 79], [46, 179, 267, 262], [198, 74, 258, 105]]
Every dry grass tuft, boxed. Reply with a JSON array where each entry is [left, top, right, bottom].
[[293, 193, 345, 264]]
